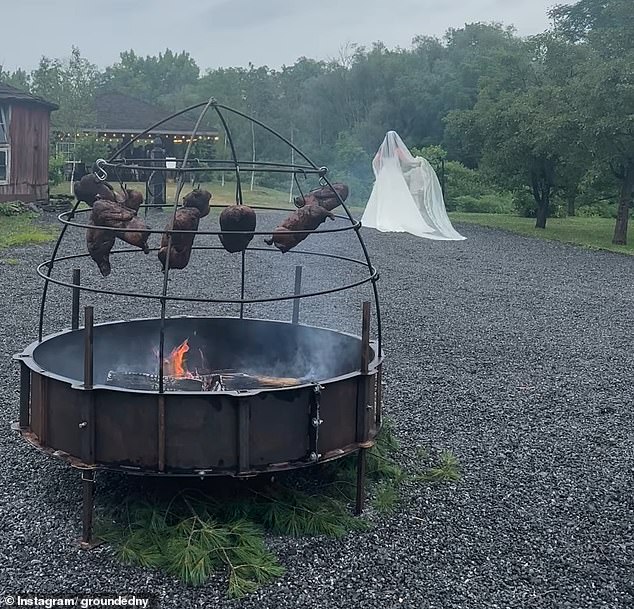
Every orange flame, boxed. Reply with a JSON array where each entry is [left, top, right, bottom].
[[166, 338, 192, 378]]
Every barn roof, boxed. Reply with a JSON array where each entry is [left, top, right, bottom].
[[0, 82, 59, 111], [82, 92, 218, 136]]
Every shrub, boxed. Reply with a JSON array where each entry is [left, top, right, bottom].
[[454, 193, 514, 214], [577, 201, 618, 218], [48, 155, 65, 186], [0, 201, 29, 216]]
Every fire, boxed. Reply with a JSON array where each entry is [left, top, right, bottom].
[[165, 338, 193, 378]]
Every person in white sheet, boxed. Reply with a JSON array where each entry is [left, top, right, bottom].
[[362, 131, 466, 241]]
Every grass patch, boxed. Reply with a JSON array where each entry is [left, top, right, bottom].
[[51, 180, 293, 210], [415, 450, 461, 483], [98, 421, 459, 598], [450, 213, 634, 255], [0, 213, 58, 249], [51, 180, 366, 216]]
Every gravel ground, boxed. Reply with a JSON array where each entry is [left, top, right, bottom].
[[0, 209, 632, 609]]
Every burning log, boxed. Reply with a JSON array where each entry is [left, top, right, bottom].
[[105, 370, 301, 392], [105, 371, 208, 392], [218, 205, 257, 253], [158, 190, 211, 271]]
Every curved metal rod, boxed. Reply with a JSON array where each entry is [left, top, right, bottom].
[[212, 106, 243, 206], [212, 105, 246, 317], [37, 199, 82, 341], [106, 101, 216, 163], [158, 97, 215, 392], [213, 103, 320, 170], [41, 244, 372, 270], [58, 209, 362, 236], [320, 175, 383, 355], [102, 164, 323, 176], [104, 159, 320, 172], [36, 254, 378, 305]]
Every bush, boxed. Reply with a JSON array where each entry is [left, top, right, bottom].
[[454, 193, 514, 214], [0, 201, 28, 216], [577, 201, 618, 218], [48, 155, 65, 186]]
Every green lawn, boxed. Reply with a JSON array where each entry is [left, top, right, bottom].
[[450, 213, 634, 256], [0, 214, 58, 249], [51, 180, 294, 209]]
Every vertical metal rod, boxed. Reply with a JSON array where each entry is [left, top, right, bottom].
[[213, 106, 243, 205], [238, 400, 250, 475], [83, 307, 94, 389], [80, 469, 95, 548], [360, 301, 371, 375], [292, 265, 303, 324], [376, 363, 383, 429], [159, 98, 216, 394], [356, 301, 372, 516], [19, 361, 31, 428], [38, 200, 81, 341], [240, 250, 246, 319], [355, 449, 367, 516], [71, 269, 81, 330], [158, 395, 166, 472], [320, 175, 382, 356]]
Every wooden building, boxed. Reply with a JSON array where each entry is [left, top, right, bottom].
[[0, 83, 58, 203], [54, 92, 219, 162]]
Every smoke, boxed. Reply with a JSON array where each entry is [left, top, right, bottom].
[[34, 318, 369, 388]]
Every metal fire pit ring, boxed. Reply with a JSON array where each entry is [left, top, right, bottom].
[[16, 316, 382, 477], [14, 99, 384, 548]]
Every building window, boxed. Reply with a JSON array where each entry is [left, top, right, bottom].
[[0, 105, 8, 144], [0, 148, 8, 183], [0, 106, 10, 184]]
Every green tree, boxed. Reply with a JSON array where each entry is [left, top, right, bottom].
[[30, 47, 98, 135], [551, 0, 634, 244], [101, 49, 200, 107], [445, 34, 584, 228]]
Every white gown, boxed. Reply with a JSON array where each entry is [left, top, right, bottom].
[[362, 131, 465, 241]]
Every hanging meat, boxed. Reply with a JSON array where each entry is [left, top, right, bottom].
[[73, 174, 118, 206], [86, 224, 116, 277], [90, 199, 151, 253], [265, 204, 335, 253], [294, 182, 349, 211], [121, 189, 144, 213], [158, 190, 212, 270], [218, 205, 257, 253], [266, 182, 349, 253]]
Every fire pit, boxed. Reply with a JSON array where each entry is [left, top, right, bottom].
[[13, 99, 383, 548]]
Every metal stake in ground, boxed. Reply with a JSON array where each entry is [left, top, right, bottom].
[[292, 265, 303, 324], [71, 268, 80, 330], [356, 301, 371, 516], [79, 306, 97, 549]]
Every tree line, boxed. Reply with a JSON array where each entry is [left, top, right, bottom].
[[0, 0, 632, 243]]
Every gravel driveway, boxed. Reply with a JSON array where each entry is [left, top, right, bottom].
[[0, 211, 632, 609]]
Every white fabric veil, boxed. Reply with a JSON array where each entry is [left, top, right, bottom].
[[361, 131, 465, 241]]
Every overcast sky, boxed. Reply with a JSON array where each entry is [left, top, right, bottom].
[[1, 0, 569, 72]]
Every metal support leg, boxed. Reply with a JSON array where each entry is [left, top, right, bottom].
[[79, 469, 96, 549], [71, 269, 81, 330], [355, 301, 371, 516], [292, 265, 303, 324], [355, 448, 367, 515]]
